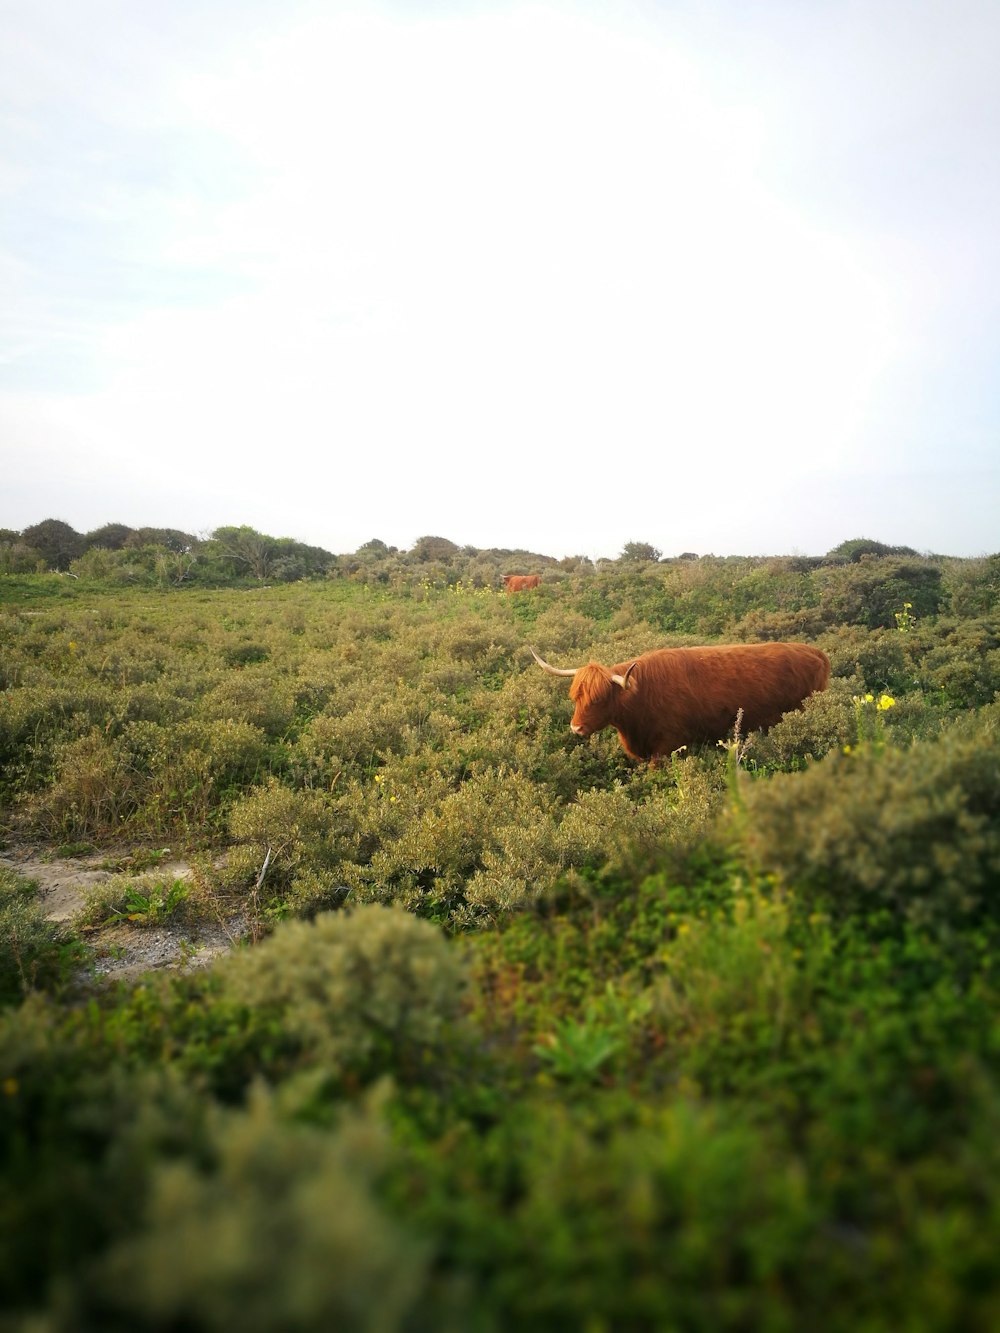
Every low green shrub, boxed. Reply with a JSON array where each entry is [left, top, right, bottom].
[[78, 872, 191, 929], [749, 682, 858, 769], [343, 769, 559, 921], [200, 668, 297, 739], [225, 779, 342, 902], [815, 557, 945, 630], [915, 620, 1000, 708], [740, 715, 1000, 928], [821, 625, 910, 692], [216, 906, 468, 1080], [649, 885, 816, 1047], [731, 606, 832, 640]]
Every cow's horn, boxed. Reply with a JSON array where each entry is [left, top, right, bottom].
[[611, 661, 637, 688], [529, 646, 579, 677]]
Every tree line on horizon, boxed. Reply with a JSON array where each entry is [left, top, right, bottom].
[[0, 517, 939, 587]]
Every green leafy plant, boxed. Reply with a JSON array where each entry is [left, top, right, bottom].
[[109, 877, 189, 925], [534, 1018, 622, 1083]]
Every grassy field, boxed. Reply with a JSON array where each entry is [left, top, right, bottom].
[[2, 554, 999, 1329]]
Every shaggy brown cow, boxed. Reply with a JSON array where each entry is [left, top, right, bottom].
[[503, 574, 541, 592], [530, 642, 830, 761]]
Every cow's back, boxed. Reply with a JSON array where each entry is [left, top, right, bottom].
[[616, 642, 829, 757]]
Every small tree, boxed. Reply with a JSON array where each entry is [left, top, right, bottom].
[[84, 522, 134, 551], [411, 535, 460, 563], [125, 527, 197, 553], [826, 537, 919, 564], [20, 519, 84, 571], [619, 541, 662, 563], [210, 526, 278, 580]]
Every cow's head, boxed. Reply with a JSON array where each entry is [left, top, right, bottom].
[[530, 648, 636, 737]]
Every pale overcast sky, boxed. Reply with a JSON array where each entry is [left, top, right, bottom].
[[2, 0, 998, 558]]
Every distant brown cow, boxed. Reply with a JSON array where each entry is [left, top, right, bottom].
[[530, 642, 830, 761], [503, 574, 541, 592]]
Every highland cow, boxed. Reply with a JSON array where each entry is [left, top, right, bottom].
[[530, 642, 830, 761]]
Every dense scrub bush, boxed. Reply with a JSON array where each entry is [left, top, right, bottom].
[[740, 713, 1000, 927], [826, 536, 920, 562], [0, 682, 118, 793], [0, 539, 44, 574], [343, 769, 559, 920], [731, 605, 831, 640], [820, 625, 910, 691], [201, 669, 297, 739], [555, 759, 723, 877], [217, 906, 468, 1077], [648, 886, 822, 1063], [70, 545, 160, 584], [815, 557, 944, 629], [18, 730, 148, 838], [748, 680, 858, 769], [293, 690, 450, 778], [393, 1097, 821, 1331], [940, 554, 1000, 616], [226, 779, 343, 900], [15, 718, 269, 840], [912, 619, 1000, 708]]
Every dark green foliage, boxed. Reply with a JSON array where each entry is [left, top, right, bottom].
[[98, 1089, 429, 1333], [0, 996, 207, 1312], [83, 522, 134, 551], [914, 618, 1000, 707], [20, 517, 84, 570], [220, 640, 271, 667], [943, 553, 1000, 616], [748, 680, 858, 768], [124, 526, 197, 552]]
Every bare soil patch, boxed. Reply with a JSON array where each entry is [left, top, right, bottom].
[[1, 844, 245, 985]]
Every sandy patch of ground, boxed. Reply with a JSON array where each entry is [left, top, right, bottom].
[[1, 844, 246, 985]]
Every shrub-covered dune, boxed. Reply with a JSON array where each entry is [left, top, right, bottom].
[[1, 551, 999, 1329]]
